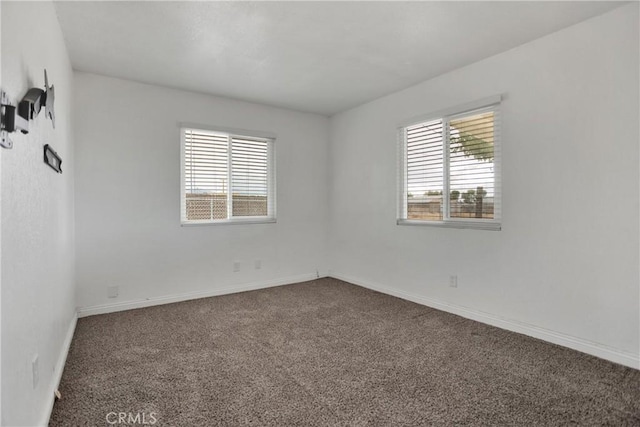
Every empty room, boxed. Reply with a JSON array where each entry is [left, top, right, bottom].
[[1, 1, 639, 426]]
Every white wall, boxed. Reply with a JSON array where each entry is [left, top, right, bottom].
[[0, 4, 635, 426], [1, 2, 76, 426], [74, 73, 329, 312], [0, 1, 4, 423], [328, 4, 639, 366]]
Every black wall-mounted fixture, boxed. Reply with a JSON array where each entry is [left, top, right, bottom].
[[1, 69, 56, 149], [43, 144, 62, 173]]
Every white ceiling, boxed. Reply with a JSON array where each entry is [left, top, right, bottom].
[[54, 1, 624, 116]]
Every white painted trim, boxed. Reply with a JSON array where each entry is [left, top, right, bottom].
[[397, 94, 502, 129], [178, 122, 277, 140], [180, 217, 277, 226], [397, 219, 501, 231], [40, 314, 77, 427], [76, 271, 639, 367], [330, 272, 640, 370], [77, 273, 320, 318]]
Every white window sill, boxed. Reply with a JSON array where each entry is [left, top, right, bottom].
[[397, 219, 501, 231], [181, 217, 277, 226]]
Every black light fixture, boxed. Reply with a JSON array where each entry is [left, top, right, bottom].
[[0, 69, 56, 149]]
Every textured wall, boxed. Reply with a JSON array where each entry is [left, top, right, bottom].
[[1, 1, 76, 425], [74, 73, 330, 311], [328, 5, 639, 365]]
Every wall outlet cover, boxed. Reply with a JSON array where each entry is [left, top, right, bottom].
[[449, 275, 458, 288], [107, 286, 119, 298]]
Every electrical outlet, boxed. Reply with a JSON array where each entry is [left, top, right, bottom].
[[254, 259, 261, 270], [107, 286, 119, 298], [233, 261, 241, 272], [449, 275, 458, 288], [32, 355, 39, 389]]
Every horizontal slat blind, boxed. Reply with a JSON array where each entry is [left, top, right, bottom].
[[448, 109, 498, 220], [406, 120, 444, 221], [399, 101, 500, 227], [182, 128, 275, 223], [231, 137, 269, 217], [184, 129, 229, 221]]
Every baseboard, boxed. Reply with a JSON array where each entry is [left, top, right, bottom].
[[77, 273, 321, 318], [330, 272, 640, 370], [76, 271, 639, 369], [40, 313, 78, 427]]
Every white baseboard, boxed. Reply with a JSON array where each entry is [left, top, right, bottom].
[[75, 271, 639, 369], [77, 273, 320, 318], [40, 313, 78, 427], [330, 272, 640, 370]]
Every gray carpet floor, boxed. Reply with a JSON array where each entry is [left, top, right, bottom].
[[50, 278, 640, 426]]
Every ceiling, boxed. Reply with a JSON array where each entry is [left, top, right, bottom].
[[54, 1, 624, 116]]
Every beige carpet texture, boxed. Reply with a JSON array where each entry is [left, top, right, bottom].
[[50, 278, 640, 426]]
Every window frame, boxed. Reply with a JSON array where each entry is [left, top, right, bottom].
[[179, 123, 277, 226], [397, 96, 502, 231]]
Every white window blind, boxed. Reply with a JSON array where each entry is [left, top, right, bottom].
[[181, 127, 275, 224], [399, 99, 501, 230]]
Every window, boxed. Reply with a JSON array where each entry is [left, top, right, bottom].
[[398, 96, 501, 230], [181, 126, 276, 224]]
